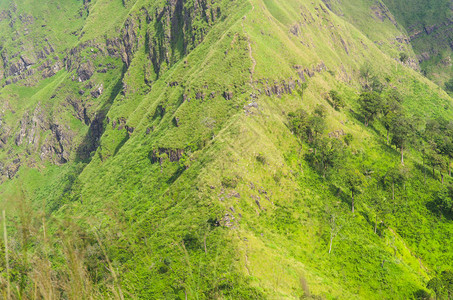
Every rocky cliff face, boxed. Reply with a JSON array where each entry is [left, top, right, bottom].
[[0, 3, 64, 86], [101, 0, 223, 79], [0, 0, 230, 181], [381, 0, 453, 81], [146, 0, 222, 76], [14, 104, 74, 167], [2, 1, 453, 299], [411, 17, 453, 63], [66, 0, 223, 80]]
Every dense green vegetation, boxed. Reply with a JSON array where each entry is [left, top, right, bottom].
[[0, 0, 451, 299]]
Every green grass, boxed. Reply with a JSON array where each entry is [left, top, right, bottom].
[[0, 0, 451, 299]]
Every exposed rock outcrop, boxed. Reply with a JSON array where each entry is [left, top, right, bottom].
[[2, 158, 21, 179], [90, 84, 103, 98], [15, 104, 74, 165], [370, 3, 398, 27], [77, 60, 95, 82], [40, 123, 73, 164], [66, 96, 91, 125]]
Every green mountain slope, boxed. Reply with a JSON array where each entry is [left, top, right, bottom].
[[0, 0, 451, 299]]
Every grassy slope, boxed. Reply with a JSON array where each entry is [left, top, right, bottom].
[[57, 0, 453, 298], [0, 0, 452, 299]]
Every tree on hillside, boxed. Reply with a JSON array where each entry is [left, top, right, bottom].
[[288, 109, 309, 141], [446, 142, 453, 177], [344, 169, 366, 213], [440, 139, 453, 177], [434, 134, 453, 178], [399, 52, 409, 63], [343, 133, 354, 146], [384, 165, 409, 201], [390, 113, 414, 165], [307, 137, 345, 178], [314, 104, 327, 118], [326, 205, 347, 254], [415, 139, 432, 185], [425, 117, 453, 180], [427, 277, 444, 299], [433, 185, 453, 216], [359, 63, 382, 92], [442, 270, 453, 298], [382, 110, 397, 145], [328, 90, 345, 110], [307, 115, 327, 142], [328, 212, 341, 254], [428, 150, 447, 182], [439, 157, 448, 185], [445, 78, 453, 93], [288, 108, 327, 144], [359, 63, 373, 89], [381, 89, 403, 144], [427, 270, 453, 299], [370, 77, 384, 93], [358, 91, 382, 126], [369, 186, 388, 234]]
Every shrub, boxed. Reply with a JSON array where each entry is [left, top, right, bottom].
[[445, 78, 453, 93], [221, 176, 240, 188], [344, 133, 353, 146], [328, 90, 345, 110], [256, 152, 266, 165], [314, 104, 327, 118], [399, 52, 409, 63]]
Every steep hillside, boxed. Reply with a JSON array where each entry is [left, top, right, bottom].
[[326, 0, 453, 89], [0, 0, 451, 299], [382, 0, 453, 86]]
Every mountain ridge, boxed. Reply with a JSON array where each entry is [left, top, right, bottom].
[[0, 0, 451, 299]]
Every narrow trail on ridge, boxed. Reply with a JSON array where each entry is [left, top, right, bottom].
[[241, 1, 257, 86]]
